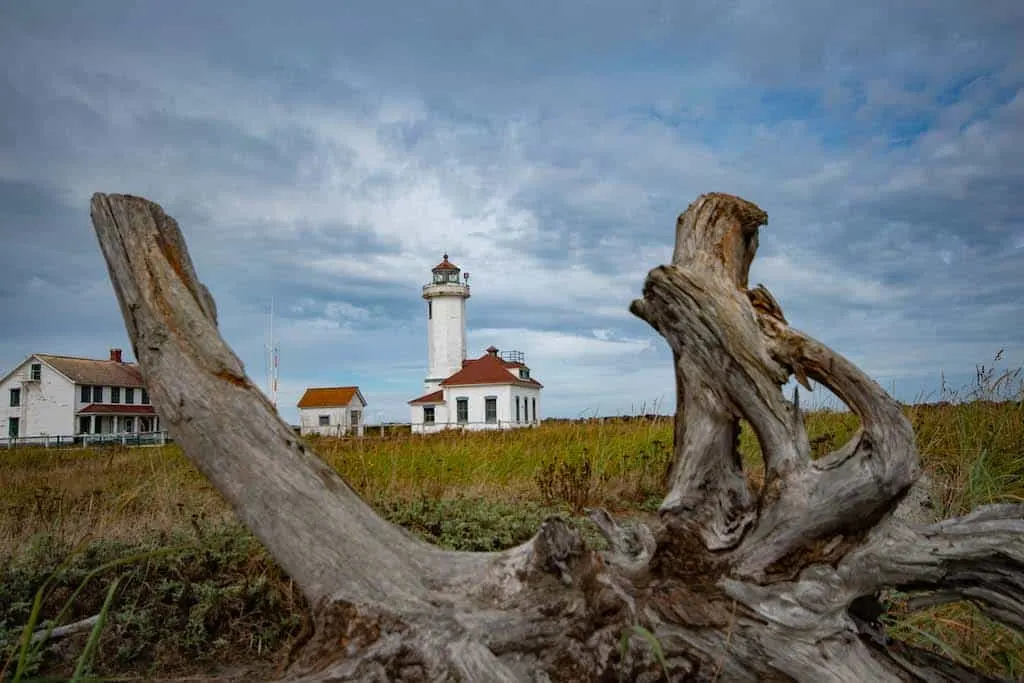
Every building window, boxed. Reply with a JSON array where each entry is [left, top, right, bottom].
[[30, 363, 41, 380], [111, 387, 121, 404], [93, 386, 104, 402], [141, 389, 150, 405], [423, 406, 435, 424], [124, 418, 135, 433], [125, 387, 135, 404], [532, 398, 537, 423], [8, 417, 19, 438], [515, 396, 520, 423], [351, 411, 361, 428], [456, 397, 469, 424], [318, 415, 330, 427], [427, 301, 432, 320], [81, 385, 91, 402], [9, 388, 20, 407], [485, 397, 497, 423], [78, 416, 91, 434]]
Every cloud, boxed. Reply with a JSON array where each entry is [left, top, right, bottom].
[[0, 1, 1022, 425]]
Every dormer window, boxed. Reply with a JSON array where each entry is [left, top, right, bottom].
[[519, 368, 530, 380]]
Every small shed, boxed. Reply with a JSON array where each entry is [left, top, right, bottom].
[[297, 386, 367, 437]]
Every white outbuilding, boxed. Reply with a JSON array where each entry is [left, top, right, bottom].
[[297, 386, 367, 437]]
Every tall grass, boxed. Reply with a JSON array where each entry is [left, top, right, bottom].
[[0, 418, 680, 559], [0, 357, 1021, 679]]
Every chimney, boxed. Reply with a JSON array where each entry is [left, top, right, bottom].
[[110, 348, 123, 363], [486, 345, 499, 357]]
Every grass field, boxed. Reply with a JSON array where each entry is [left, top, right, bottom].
[[1, 364, 1021, 680]]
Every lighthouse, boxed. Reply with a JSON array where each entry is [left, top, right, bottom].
[[409, 254, 543, 433], [422, 254, 470, 392]]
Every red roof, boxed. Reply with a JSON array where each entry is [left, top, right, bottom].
[[78, 403, 156, 415], [432, 253, 460, 272], [297, 386, 366, 408], [408, 389, 444, 405], [440, 348, 543, 388]]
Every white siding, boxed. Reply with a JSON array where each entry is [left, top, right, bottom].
[[0, 357, 76, 438], [512, 387, 542, 426], [298, 396, 367, 437], [410, 383, 542, 433], [424, 284, 469, 388], [409, 401, 449, 434]]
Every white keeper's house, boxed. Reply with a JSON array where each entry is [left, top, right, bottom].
[[0, 348, 162, 444], [297, 386, 367, 437], [408, 254, 543, 433]]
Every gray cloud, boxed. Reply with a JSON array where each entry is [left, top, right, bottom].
[[1, 1, 1021, 423]]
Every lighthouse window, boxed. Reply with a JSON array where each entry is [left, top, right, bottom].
[[448, 271, 458, 282], [532, 398, 537, 423], [434, 272, 443, 284], [428, 301, 432, 319]]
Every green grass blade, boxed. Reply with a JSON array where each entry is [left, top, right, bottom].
[[71, 576, 121, 682], [12, 538, 91, 681], [12, 544, 188, 682]]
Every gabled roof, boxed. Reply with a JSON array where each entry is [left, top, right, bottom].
[[35, 353, 146, 387], [440, 348, 543, 389], [297, 386, 366, 408], [408, 389, 444, 405], [78, 404, 157, 415]]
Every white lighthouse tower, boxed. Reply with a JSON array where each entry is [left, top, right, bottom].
[[422, 254, 470, 392]]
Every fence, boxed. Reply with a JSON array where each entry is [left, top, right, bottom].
[[1, 431, 171, 449], [411, 419, 541, 433]]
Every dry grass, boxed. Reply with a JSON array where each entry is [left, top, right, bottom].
[[1, 419, 678, 559], [0, 356, 1021, 678], [1, 391, 1019, 560], [0, 446, 232, 559]]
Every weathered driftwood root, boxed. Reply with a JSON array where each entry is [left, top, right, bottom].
[[31, 614, 101, 644], [90, 192, 1023, 681]]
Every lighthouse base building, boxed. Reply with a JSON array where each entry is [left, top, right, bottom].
[[409, 346, 543, 433], [408, 255, 543, 433]]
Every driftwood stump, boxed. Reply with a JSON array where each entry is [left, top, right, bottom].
[[90, 191, 1023, 681]]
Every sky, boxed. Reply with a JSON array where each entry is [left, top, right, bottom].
[[1, 1, 1022, 426]]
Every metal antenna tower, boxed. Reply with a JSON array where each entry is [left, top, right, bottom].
[[264, 298, 280, 411]]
